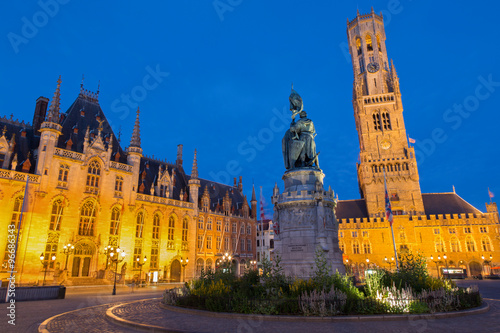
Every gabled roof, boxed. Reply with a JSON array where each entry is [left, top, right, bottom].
[[422, 193, 482, 215], [198, 178, 248, 214], [59, 93, 126, 163], [336, 199, 368, 219]]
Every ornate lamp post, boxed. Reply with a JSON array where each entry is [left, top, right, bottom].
[[384, 256, 395, 270], [40, 253, 56, 286], [62, 243, 74, 270], [109, 247, 126, 295], [136, 256, 147, 286], [180, 257, 189, 282], [430, 255, 442, 278], [103, 245, 113, 270], [250, 260, 257, 270]]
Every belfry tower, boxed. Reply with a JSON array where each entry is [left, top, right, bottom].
[[347, 9, 424, 217]]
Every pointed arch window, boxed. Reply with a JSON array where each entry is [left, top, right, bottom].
[[481, 236, 492, 252], [10, 196, 23, 230], [376, 35, 382, 51], [466, 236, 476, 252], [363, 241, 372, 254], [435, 236, 445, 252], [86, 160, 101, 194], [450, 237, 461, 252], [352, 241, 360, 254], [114, 176, 123, 197], [167, 216, 175, 250], [356, 37, 362, 55], [152, 214, 160, 239], [366, 34, 373, 51], [182, 217, 188, 242], [78, 200, 96, 236], [110, 206, 121, 235], [135, 212, 145, 238], [49, 199, 64, 231], [373, 113, 381, 130], [382, 112, 392, 130]]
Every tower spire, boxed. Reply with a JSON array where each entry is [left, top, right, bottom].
[[47, 75, 62, 123], [191, 149, 198, 179], [130, 107, 141, 148], [251, 183, 256, 202]]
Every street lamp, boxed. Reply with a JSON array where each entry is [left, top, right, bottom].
[[180, 257, 189, 282], [103, 245, 113, 270], [430, 255, 442, 278], [62, 243, 74, 270], [222, 253, 232, 273], [443, 254, 449, 279], [384, 256, 395, 270], [136, 256, 147, 286], [40, 253, 56, 286], [109, 247, 126, 295]]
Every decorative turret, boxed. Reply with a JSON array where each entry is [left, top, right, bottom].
[[188, 149, 200, 206], [46, 75, 61, 123], [129, 107, 142, 150], [251, 184, 257, 219], [127, 107, 143, 195]]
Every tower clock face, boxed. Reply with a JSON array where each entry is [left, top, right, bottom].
[[367, 62, 380, 73], [380, 139, 391, 150]]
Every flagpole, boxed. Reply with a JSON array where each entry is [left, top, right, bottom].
[[384, 171, 399, 272], [6, 176, 29, 302]]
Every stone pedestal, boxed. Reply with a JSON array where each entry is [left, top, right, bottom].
[[272, 168, 344, 278]]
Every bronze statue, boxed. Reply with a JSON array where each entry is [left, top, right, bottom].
[[282, 87, 320, 170]]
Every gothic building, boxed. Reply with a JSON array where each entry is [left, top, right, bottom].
[[336, 9, 499, 278], [0, 77, 257, 285]]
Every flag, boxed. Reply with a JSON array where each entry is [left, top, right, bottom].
[[488, 188, 494, 199], [408, 137, 416, 144], [385, 182, 393, 226], [272, 220, 280, 235]]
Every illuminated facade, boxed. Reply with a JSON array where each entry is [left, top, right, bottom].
[[337, 10, 500, 278], [0, 78, 256, 285]]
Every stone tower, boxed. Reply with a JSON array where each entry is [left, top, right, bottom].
[[347, 9, 424, 217]]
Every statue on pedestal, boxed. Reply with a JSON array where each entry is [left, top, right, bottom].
[[282, 87, 320, 170]]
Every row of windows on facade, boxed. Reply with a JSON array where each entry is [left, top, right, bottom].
[[198, 217, 253, 235], [196, 235, 253, 252], [340, 227, 491, 239], [339, 235, 494, 255], [58, 161, 124, 194]]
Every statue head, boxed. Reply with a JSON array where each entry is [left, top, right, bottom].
[[299, 111, 307, 118]]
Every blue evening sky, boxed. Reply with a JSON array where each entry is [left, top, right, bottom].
[[1, 1, 499, 216]]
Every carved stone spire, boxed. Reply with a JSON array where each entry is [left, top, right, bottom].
[[191, 149, 198, 179], [130, 107, 141, 148], [47, 76, 62, 123], [251, 184, 256, 202]]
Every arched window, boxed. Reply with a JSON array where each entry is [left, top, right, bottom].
[[167, 216, 175, 250], [152, 214, 160, 239], [182, 218, 188, 242], [376, 35, 381, 51], [356, 37, 362, 55], [450, 237, 461, 252], [198, 217, 204, 229], [382, 112, 392, 130], [366, 34, 373, 51], [135, 212, 145, 238], [481, 236, 492, 252], [466, 236, 476, 252], [363, 241, 371, 254], [435, 236, 445, 252], [207, 218, 212, 230], [196, 258, 204, 276], [79, 200, 96, 236], [114, 176, 123, 196], [58, 164, 69, 188], [206, 258, 213, 271], [352, 241, 360, 254], [86, 160, 101, 194], [10, 196, 23, 229], [49, 199, 64, 231], [216, 219, 222, 231], [110, 206, 121, 235], [339, 242, 345, 253], [373, 113, 381, 130]]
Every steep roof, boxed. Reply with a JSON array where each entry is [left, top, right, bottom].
[[336, 199, 368, 219], [59, 92, 126, 163], [198, 178, 248, 214], [0, 117, 38, 173], [422, 193, 482, 215]]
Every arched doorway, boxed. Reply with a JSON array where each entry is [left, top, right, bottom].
[[72, 242, 95, 277], [469, 261, 482, 277], [170, 259, 181, 282], [196, 258, 204, 277]]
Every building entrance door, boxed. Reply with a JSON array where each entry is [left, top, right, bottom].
[[72, 257, 81, 277], [170, 260, 181, 282]]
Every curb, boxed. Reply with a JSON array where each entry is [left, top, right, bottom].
[[159, 301, 489, 322], [105, 298, 489, 332], [106, 298, 187, 333]]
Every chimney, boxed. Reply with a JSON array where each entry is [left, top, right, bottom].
[[176, 144, 183, 167], [33, 96, 49, 133]]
